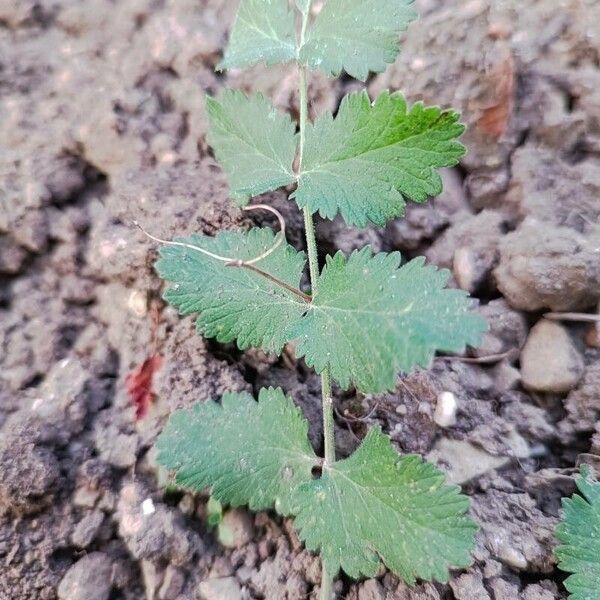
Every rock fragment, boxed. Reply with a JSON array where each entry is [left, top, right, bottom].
[[71, 510, 105, 548], [198, 577, 241, 600], [357, 579, 386, 600], [560, 360, 600, 436], [0, 433, 60, 516], [521, 320, 584, 393], [495, 219, 600, 311], [474, 299, 528, 360], [219, 508, 255, 549], [58, 552, 113, 600], [428, 439, 511, 485]]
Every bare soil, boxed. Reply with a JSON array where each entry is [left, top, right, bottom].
[[1, 0, 599, 599]]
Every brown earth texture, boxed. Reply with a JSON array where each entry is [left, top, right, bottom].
[[1, 0, 600, 598]]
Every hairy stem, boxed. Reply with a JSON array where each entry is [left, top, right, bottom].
[[297, 6, 336, 597], [303, 206, 319, 288], [321, 366, 336, 465]]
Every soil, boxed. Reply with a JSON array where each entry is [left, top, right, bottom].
[[1, 0, 599, 599]]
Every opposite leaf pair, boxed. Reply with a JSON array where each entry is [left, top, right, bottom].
[[156, 227, 486, 394], [156, 387, 476, 583], [153, 0, 486, 595], [220, 0, 417, 82], [206, 90, 466, 227]]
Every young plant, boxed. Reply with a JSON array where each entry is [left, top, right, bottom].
[[555, 466, 600, 600], [152, 1, 487, 597]]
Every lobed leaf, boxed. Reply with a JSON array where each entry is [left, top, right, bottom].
[[155, 227, 307, 354], [556, 466, 600, 600], [291, 247, 487, 393], [293, 427, 477, 581], [206, 90, 297, 204], [218, 0, 297, 71], [156, 388, 318, 515], [293, 91, 466, 227], [299, 0, 417, 81]]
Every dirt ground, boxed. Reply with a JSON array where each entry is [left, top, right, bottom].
[[1, 0, 600, 598]]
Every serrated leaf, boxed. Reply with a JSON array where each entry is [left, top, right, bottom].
[[556, 466, 600, 600], [292, 91, 466, 227], [156, 388, 318, 514], [206, 91, 297, 204], [291, 248, 486, 393], [299, 0, 417, 81], [218, 0, 297, 71], [155, 228, 307, 354], [293, 427, 477, 582]]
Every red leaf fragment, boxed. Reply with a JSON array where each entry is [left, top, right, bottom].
[[126, 354, 163, 420], [475, 52, 515, 139]]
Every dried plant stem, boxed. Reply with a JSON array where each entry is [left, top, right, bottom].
[[136, 204, 311, 303], [544, 312, 600, 323]]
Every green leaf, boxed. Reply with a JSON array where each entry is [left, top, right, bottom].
[[155, 228, 307, 354], [293, 91, 466, 227], [556, 466, 600, 600], [155, 388, 318, 515], [293, 428, 477, 582], [291, 248, 486, 393], [218, 0, 297, 71], [207, 496, 223, 527], [206, 90, 297, 204], [299, 0, 417, 81]]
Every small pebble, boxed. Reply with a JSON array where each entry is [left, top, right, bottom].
[[434, 391, 457, 427], [198, 577, 240, 600], [142, 498, 156, 516]]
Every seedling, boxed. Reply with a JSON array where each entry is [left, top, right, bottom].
[[555, 466, 600, 600], [151, 1, 487, 597]]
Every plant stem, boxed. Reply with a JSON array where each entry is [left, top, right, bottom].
[[320, 564, 334, 600], [321, 365, 335, 465], [297, 11, 336, 597], [302, 204, 335, 467], [303, 206, 319, 288]]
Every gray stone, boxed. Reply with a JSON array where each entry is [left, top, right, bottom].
[[0, 432, 60, 516], [510, 146, 600, 228], [117, 483, 201, 566], [522, 582, 560, 600], [198, 577, 240, 600], [94, 423, 138, 469], [495, 219, 600, 311], [560, 360, 600, 436], [357, 579, 386, 600], [218, 508, 254, 549], [58, 552, 112, 600], [450, 573, 491, 600], [491, 360, 521, 391], [71, 510, 105, 548], [474, 299, 528, 361], [427, 439, 510, 485], [426, 209, 505, 293], [521, 320, 584, 393]]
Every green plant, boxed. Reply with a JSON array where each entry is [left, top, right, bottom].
[[151, 1, 487, 597], [555, 466, 600, 600]]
